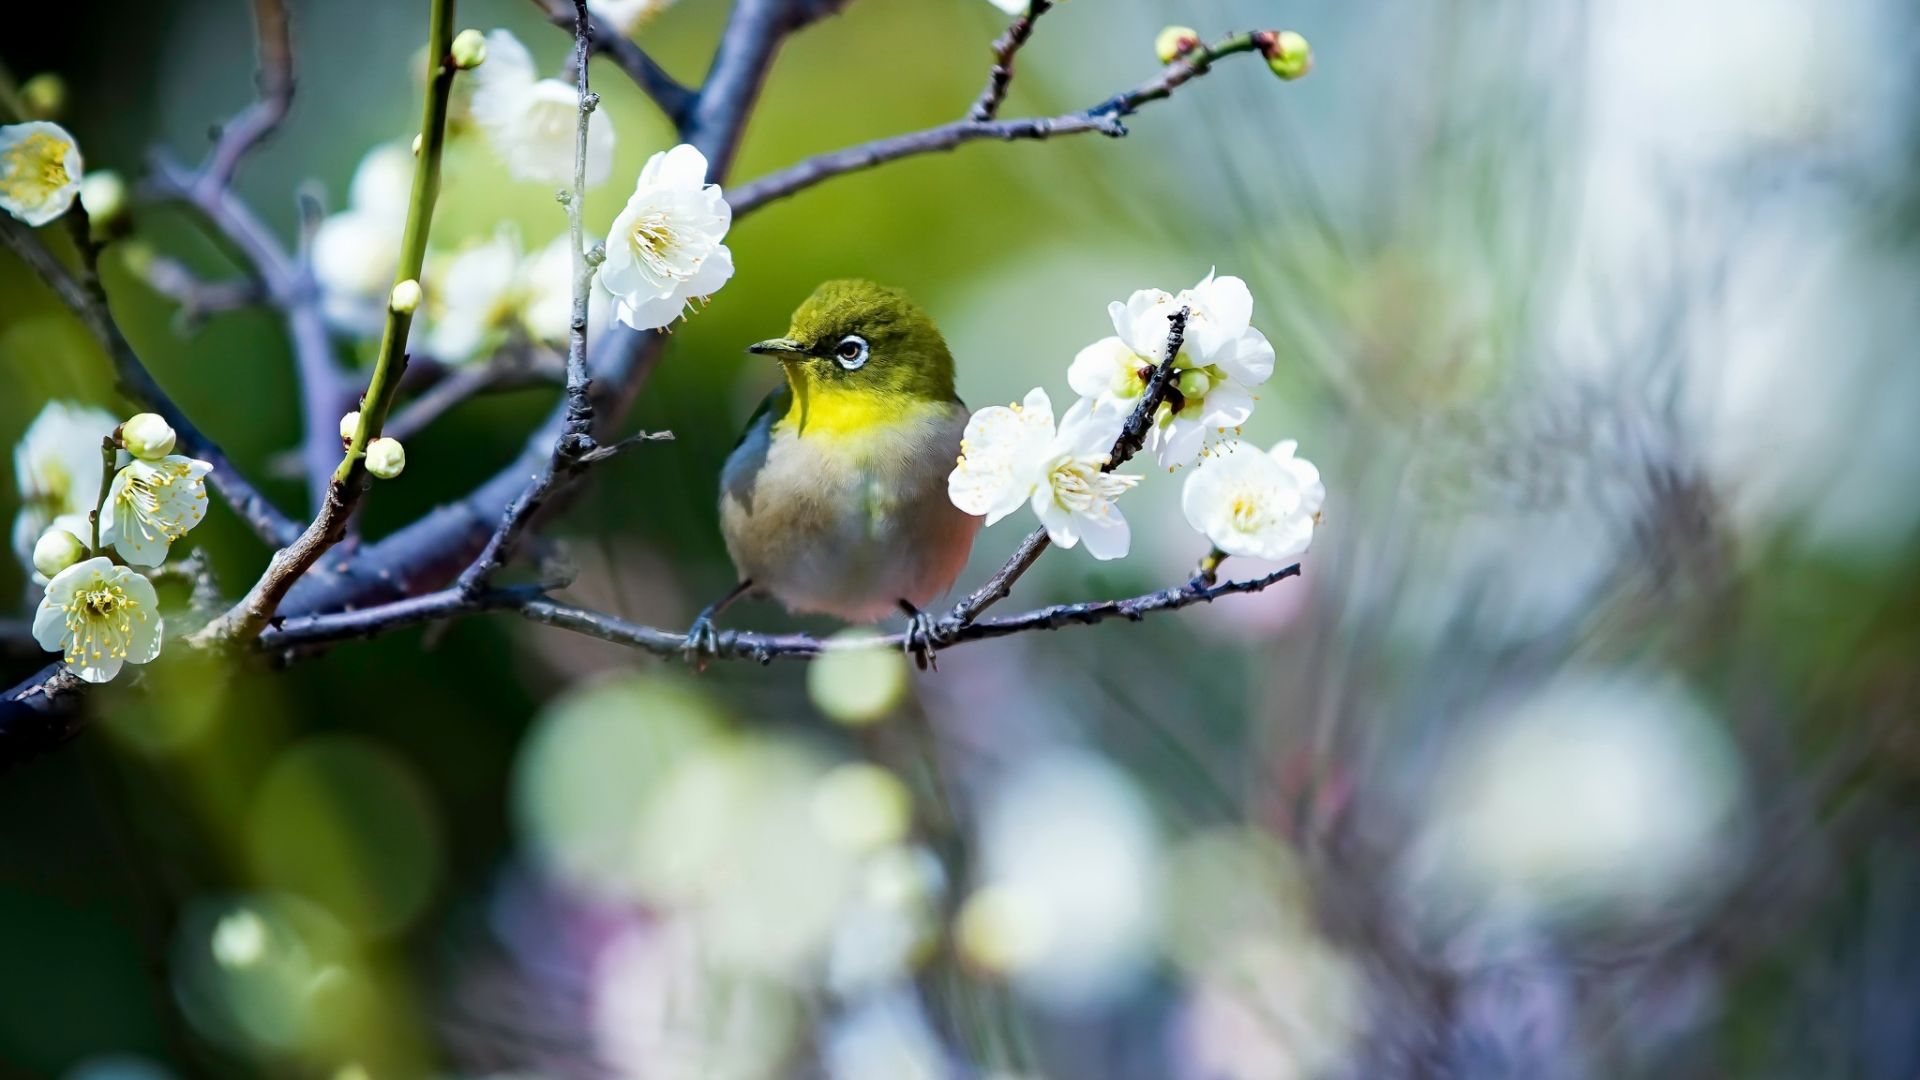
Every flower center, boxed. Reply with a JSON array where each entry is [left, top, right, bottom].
[[63, 582, 137, 664], [118, 465, 191, 543], [1229, 492, 1266, 533], [1048, 455, 1139, 514], [628, 210, 688, 279], [1, 131, 70, 204]]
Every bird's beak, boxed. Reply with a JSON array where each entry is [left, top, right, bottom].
[[748, 337, 808, 361]]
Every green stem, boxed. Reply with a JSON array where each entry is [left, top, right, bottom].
[[90, 434, 118, 554], [336, 0, 458, 483]]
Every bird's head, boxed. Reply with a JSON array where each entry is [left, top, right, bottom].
[[749, 280, 956, 403]]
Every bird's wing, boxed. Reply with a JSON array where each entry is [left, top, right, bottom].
[[731, 383, 790, 452]]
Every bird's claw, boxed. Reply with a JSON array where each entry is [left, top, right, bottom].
[[902, 608, 946, 672], [682, 613, 722, 670]]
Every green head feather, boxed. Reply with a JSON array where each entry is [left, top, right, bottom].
[[752, 280, 956, 404]]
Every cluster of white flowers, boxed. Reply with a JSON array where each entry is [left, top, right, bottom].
[[315, 30, 733, 361], [949, 273, 1323, 563], [13, 404, 213, 683]]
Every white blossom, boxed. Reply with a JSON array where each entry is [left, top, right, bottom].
[[589, 0, 676, 33], [984, 0, 1027, 14], [1068, 272, 1275, 469], [948, 388, 1140, 560], [32, 557, 163, 684], [12, 401, 116, 571], [471, 29, 615, 187], [1179, 438, 1324, 561], [100, 455, 212, 568], [518, 233, 612, 345], [600, 144, 734, 331], [424, 227, 523, 362], [0, 121, 83, 227]]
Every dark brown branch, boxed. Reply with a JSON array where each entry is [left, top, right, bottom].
[[945, 306, 1188, 629], [529, 0, 696, 124], [969, 0, 1052, 122], [198, 0, 295, 191], [728, 31, 1268, 217], [0, 216, 300, 548], [257, 561, 1301, 660]]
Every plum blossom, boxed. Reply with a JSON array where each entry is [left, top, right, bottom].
[[423, 226, 523, 362], [32, 557, 163, 684], [311, 141, 414, 332], [1068, 272, 1275, 469], [0, 121, 83, 226], [948, 388, 1140, 560], [100, 454, 212, 568], [518, 233, 612, 345], [470, 29, 615, 186], [600, 144, 734, 331], [1179, 438, 1324, 561], [589, 0, 677, 33]]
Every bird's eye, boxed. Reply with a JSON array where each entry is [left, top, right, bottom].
[[834, 335, 870, 370]]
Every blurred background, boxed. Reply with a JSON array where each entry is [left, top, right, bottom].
[[3, 0, 1919, 1076]]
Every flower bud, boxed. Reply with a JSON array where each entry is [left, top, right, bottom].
[[410, 133, 423, 157], [1155, 26, 1201, 64], [1176, 368, 1213, 401], [79, 170, 128, 229], [1260, 30, 1312, 81], [339, 411, 361, 445], [450, 28, 488, 70], [389, 278, 422, 314], [120, 412, 177, 460], [366, 436, 406, 479], [32, 528, 87, 580], [20, 74, 66, 120]]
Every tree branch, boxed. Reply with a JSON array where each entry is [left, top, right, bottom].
[[529, 0, 696, 125], [198, 0, 295, 192], [728, 30, 1270, 217], [0, 216, 300, 548], [191, 0, 462, 646], [969, 0, 1052, 122], [945, 306, 1188, 630]]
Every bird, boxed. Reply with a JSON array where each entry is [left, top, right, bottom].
[[685, 279, 982, 667]]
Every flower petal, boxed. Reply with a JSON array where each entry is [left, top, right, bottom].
[[1068, 337, 1139, 400]]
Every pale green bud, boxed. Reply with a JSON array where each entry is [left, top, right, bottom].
[[389, 278, 422, 314], [32, 528, 87, 579], [366, 436, 406, 479], [1155, 26, 1201, 64], [121, 412, 176, 460], [339, 411, 361, 445], [450, 28, 488, 70], [20, 74, 66, 120], [1176, 368, 1213, 401], [410, 133, 423, 156], [79, 171, 129, 229], [1262, 30, 1312, 81]]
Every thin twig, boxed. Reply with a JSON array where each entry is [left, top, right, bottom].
[[257, 560, 1301, 658], [192, 0, 462, 646], [198, 0, 294, 192], [729, 31, 1269, 216], [529, 0, 696, 124], [454, 1, 606, 596], [969, 0, 1053, 122], [0, 217, 300, 548], [131, 251, 263, 327], [945, 306, 1188, 629]]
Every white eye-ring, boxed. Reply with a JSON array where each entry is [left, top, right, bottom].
[[834, 334, 870, 370]]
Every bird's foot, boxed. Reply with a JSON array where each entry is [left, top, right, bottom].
[[898, 601, 947, 672], [681, 612, 723, 671]]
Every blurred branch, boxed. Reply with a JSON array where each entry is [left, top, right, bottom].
[[382, 348, 567, 443], [969, 0, 1052, 122], [129, 250, 264, 329], [529, 0, 696, 124], [729, 30, 1273, 216], [198, 0, 294, 191], [0, 216, 300, 548], [146, 153, 344, 513], [191, 0, 463, 647]]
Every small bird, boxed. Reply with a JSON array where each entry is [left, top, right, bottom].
[[687, 280, 982, 664]]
